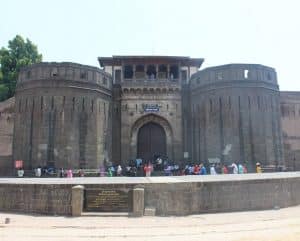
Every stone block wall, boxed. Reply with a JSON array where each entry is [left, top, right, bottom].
[[0, 184, 72, 215], [144, 176, 300, 215], [0, 97, 15, 175], [280, 91, 300, 170], [0, 174, 299, 216], [13, 62, 112, 170], [189, 64, 284, 171], [118, 82, 183, 163]]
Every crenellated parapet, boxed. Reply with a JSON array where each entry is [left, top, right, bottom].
[[18, 62, 112, 92], [190, 64, 278, 92]]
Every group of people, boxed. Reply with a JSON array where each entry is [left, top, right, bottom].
[[16, 159, 264, 178], [103, 160, 263, 177]]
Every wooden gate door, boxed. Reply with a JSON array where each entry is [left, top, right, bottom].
[[137, 122, 166, 161]]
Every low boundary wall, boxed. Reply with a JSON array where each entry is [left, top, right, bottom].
[[0, 173, 299, 216]]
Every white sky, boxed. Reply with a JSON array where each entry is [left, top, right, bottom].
[[1, 0, 300, 90]]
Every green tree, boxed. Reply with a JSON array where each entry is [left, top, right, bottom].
[[0, 35, 42, 99]]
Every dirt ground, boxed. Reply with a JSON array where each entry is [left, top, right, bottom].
[[1, 205, 300, 241]]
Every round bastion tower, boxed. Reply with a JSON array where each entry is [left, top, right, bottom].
[[189, 64, 284, 171], [13, 62, 112, 170]]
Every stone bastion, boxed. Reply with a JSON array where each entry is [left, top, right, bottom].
[[0, 173, 299, 216], [13, 62, 113, 170]]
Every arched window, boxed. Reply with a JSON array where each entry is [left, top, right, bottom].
[[124, 65, 133, 79], [135, 65, 145, 79], [158, 65, 167, 79], [170, 65, 179, 80], [146, 65, 156, 80]]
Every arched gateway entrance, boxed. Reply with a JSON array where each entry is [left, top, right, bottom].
[[130, 114, 173, 161], [137, 122, 166, 161]]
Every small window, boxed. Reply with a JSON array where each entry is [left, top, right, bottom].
[[51, 96, 54, 110], [51, 68, 58, 77], [82, 98, 85, 111], [80, 71, 87, 79], [41, 96, 44, 110], [26, 71, 31, 79], [217, 72, 223, 80], [244, 69, 249, 79], [72, 97, 75, 110], [248, 96, 251, 109], [18, 100, 21, 112], [267, 72, 272, 80]]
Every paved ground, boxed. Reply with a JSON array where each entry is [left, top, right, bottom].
[[1, 205, 300, 241]]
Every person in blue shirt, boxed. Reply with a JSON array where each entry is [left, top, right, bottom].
[[199, 163, 207, 175]]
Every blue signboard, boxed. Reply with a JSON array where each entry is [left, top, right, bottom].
[[143, 104, 159, 112]]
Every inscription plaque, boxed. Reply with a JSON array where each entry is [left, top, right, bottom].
[[84, 189, 129, 212]]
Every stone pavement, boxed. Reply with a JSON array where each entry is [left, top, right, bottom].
[[1, 205, 300, 241]]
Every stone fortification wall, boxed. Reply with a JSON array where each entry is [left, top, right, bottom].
[[190, 64, 284, 171], [0, 97, 15, 175], [13, 62, 112, 170], [280, 91, 300, 170]]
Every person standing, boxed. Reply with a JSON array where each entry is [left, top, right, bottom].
[[199, 164, 207, 175], [231, 162, 238, 174], [256, 162, 262, 173], [35, 166, 42, 177], [222, 164, 229, 174], [144, 163, 152, 177], [17, 168, 24, 177], [117, 165, 122, 176], [210, 165, 217, 175], [59, 168, 65, 178], [66, 169, 73, 178], [78, 169, 84, 177], [238, 163, 244, 174]]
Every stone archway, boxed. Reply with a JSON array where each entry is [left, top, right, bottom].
[[130, 114, 173, 160]]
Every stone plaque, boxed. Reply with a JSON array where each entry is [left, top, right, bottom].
[[84, 189, 129, 212]]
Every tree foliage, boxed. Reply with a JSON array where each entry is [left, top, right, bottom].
[[0, 35, 42, 100]]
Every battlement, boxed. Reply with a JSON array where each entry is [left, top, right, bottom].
[[18, 62, 112, 90], [190, 64, 278, 89]]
